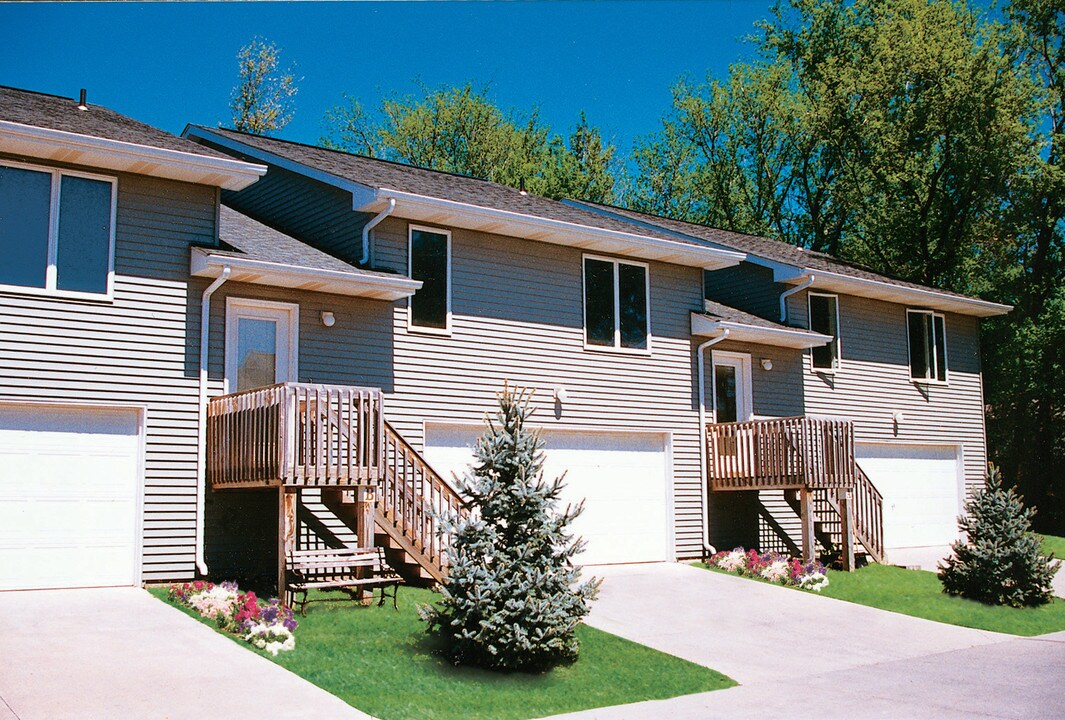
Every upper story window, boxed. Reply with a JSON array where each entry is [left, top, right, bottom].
[[908, 309, 947, 383], [0, 161, 116, 299], [808, 292, 840, 371], [408, 225, 451, 332], [583, 255, 649, 351]]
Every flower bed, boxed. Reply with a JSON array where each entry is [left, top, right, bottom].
[[708, 548, 829, 592], [168, 580, 298, 655]]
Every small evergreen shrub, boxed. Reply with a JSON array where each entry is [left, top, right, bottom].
[[420, 384, 600, 672], [938, 465, 1061, 607]]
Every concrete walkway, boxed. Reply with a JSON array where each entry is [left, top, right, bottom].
[[545, 563, 1065, 720], [0, 587, 370, 720]]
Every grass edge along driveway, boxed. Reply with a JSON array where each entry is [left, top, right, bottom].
[[699, 541, 1065, 637], [150, 585, 734, 720]]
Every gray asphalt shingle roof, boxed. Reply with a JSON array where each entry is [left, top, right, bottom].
[[195, 127, 710, 247], [0, 86, 232, 159], [701, 300, 796, 330], [573, 200, 990, 305], [217, 206, 402, 279]]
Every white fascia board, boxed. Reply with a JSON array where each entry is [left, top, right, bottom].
[[190, 247, 422, 301], [373, 188, 745, 270], [781, 268, 1012, 317], [182, 126, 377, 207], [691, 312, 831, 349], [0, 121, 266, 190]]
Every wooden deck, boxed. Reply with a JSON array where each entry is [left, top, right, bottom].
[[207, 383, 385, 489], [706, 416, 856, 492], [706, 416, 884, 567]]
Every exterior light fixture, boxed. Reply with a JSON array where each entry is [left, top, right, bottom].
[[554, 386, 568, 402], [320, 311, 336, 328], [760, 358, 773, 371]]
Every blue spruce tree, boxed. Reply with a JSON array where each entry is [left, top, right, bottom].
[[421, 384, 600, 671]]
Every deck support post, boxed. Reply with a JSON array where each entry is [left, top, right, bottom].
[[800, 486, 815, 563], [278, 487, 297, 606], [838, 487, 855, 572], [355, 486, 376, 605]]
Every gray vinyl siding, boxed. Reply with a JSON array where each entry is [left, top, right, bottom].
[[705, 262, 786, 321], [0, 162, 217, 582], [787, 290, 988, 494], [193, 141, 370, 260], [206, 214, 710, 560]]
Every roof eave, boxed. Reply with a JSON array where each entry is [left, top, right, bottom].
[[780, 269, 1012, 317], [0, 121, 266, 190], [370, 188, 745, 271], [691, 312, 831, 349], [190, 247, 422, 302]]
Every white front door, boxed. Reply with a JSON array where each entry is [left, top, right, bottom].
[[711, 351, 753, 423], [225, 299, 299, 392], [0, 404, 143, 590]]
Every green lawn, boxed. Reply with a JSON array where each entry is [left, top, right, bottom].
[[150, 586, 734, 720], [819, 563, 1065, 636], [1042, 534, 1065, 558]]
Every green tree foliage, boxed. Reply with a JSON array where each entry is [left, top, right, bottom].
[[629, 0, 1065, 532], [938, 466, 1060, 606], [322, 83, 615, 202], [420, 385, 600, 672], [229, 37, 299, 136]]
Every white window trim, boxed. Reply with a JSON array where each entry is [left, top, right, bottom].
[[224, 297, 300, 394], [0, 158, 117, 301], [808, 291, 841, 374], [906, 308, 949, 385], [582, 253, 653, 355], [407, 223, 453, 335], [710, 350, 754, 423]]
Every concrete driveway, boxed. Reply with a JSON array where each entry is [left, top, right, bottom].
[[0, 587, 370, 720], [547, 563, 1065, 720]]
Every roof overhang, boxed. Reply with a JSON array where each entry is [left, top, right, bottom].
[[691, 312, 832, 349], [768, 265, 1012, 318], [183, 126, 745, 271], [190, 247, 421, 301], [1, 121, 266, 190]]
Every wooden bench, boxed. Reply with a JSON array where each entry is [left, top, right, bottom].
[[286, 547, 402, 615]]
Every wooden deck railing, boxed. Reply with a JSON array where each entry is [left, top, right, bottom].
[[706, 416, 856, 491], [207, 383, 384, 489], [378, 420, 467, 578], [849, 462, 885, 563]]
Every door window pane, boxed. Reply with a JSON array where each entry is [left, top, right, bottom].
[[619, 263, 648, 349], [715, 365, 738, 423], [56, 175, 112, 294], [0, 165, 51, 289], [410, 228, 449, 329], [236, 318, 277, 391], [584, 258, 615, 346]]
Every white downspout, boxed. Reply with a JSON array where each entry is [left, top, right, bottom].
[[196, 266, 231, 576], [697, 328, 730, 558], [779, 275, 815, 323], [360, 198, 396, 266]]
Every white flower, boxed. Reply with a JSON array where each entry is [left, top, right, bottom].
[[717, 551, 746, 572], [188, 586, 239, 619], [799, 572, 829, 592], [760, 560, 791, 583]]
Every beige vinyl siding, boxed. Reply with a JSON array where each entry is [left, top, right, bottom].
[[0, 164, 217, 582], [788, 290, 988, 494]]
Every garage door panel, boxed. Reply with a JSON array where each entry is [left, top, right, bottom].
[[0, 405, 141, 591], [424, 424, 669, 565], [856, 443, 961, 553]]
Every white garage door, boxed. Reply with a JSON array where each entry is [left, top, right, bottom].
[[0, 405, 142, 590], [855, 443, 962, 555], [424, 424, 671, 565]]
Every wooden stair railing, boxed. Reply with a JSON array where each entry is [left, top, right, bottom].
[[838, 463, 884, 564], [379, 420, 467, 582]]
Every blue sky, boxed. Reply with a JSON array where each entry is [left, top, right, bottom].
[[0, 2, 773, 153]]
